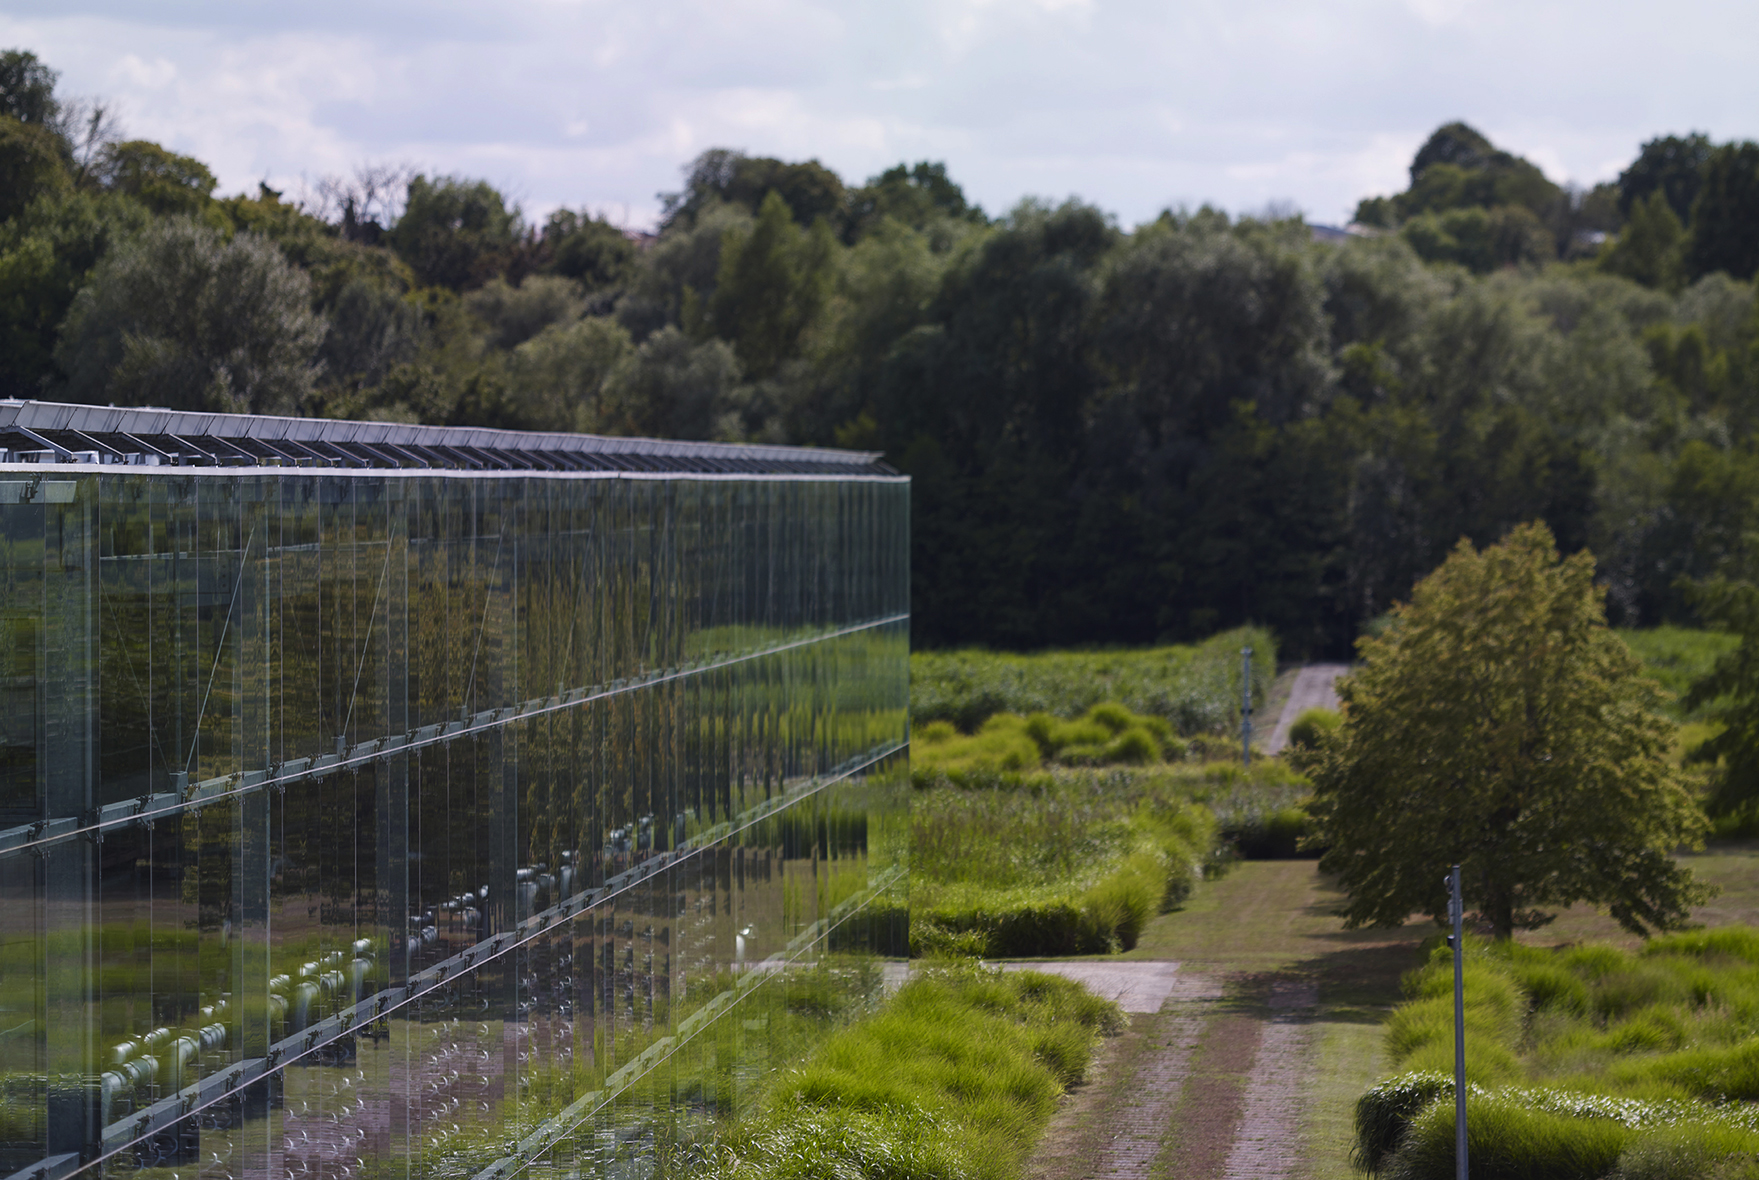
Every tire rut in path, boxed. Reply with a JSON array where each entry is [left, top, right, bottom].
[[1094, 971, 1225, 1179], [1221, 981, 1319, 1180]]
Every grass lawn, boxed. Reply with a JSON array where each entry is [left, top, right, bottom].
[[1524, 839, 1759, 948]]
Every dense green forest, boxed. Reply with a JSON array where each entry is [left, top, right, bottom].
[[4, 50, 1759, 654]]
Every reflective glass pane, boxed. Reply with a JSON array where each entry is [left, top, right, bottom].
[[0, 460, 908, 1180]]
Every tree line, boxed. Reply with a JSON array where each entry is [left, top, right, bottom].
[[3, 48, 1759, 654]]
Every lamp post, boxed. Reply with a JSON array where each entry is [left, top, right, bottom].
[[1448, 864, 1468, 1180], [1241, 646, 1253, 766]]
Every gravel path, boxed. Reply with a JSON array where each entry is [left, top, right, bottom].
[[1023, 859, 1411, 1180], [998, 960, 1185, 1013], [1222, 982, 1320, 1180], [1090, 972, 1226, 1178], [1264, 664, 1350, 754]]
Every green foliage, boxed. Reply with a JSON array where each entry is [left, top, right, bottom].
[[505, 313, 634, 433], [95, 139, 216, 217], [464, 273, 585, 350], [316, 276, 425, 391], [1617, 626, 1738, 719], [538, 208, 635, 289], [0, 54, 1755, 660], [709, 190, 835, 377], [1224, 804, 1316, 859], [0, 49, 58, 127], [1401, 204, 1554, 272], [1306, 523, 1711, 939], [669, 965, 1123, 1180], [912, 703, 1184, 783], [661, 148, 849, 233], [1286, 706, 1340, 750], [1681, 582, 1759, 814], [55, 216, 323, 413], [910, 627, 1274, 736], [1359, 928, 1759, 1176], [389, 174, 523, 289], [1620, 134, 1714, 224], [1601, 191, 1687, 290], [1687, 143, 1759, 282], [0, 190, 147, 395], [912, 715, 1043, 779], [909, 761, 1258, 956], [0, 116, 67, 222], [1356, 121, 1578, 262], [847, 162, 986, 238], [600, 324, 741, 438], [1390, 1090, 1632, 1180]]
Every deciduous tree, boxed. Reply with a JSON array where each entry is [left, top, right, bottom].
[[56, 216, 322, 413], [1303, 522, 1711, 939]]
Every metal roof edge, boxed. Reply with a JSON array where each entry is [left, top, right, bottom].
[[0, 400, 883, 467]]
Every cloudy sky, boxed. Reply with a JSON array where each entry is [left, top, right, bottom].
[[3, 0, 1756, 230]]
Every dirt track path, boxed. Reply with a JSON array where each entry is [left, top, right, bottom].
[[1022, 862, 1422, 1180], [1264, 664, 1350, 754]]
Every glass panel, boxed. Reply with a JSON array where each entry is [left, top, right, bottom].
[[0, 465, 908, 1178]]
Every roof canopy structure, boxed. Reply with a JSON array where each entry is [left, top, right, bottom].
[[0, 399, 890, 475]]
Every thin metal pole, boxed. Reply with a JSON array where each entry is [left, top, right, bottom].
[[1241, 646, 1253, 766], [1450, 864, 1468, 1180]]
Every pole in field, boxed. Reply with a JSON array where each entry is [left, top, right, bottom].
[[1448, 864, 1468, 1180], [1241, 646, 1253, 767]]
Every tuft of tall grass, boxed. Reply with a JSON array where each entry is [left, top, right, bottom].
[[1385, 954, 1527, 1086], [1613, 1123, 1759, 1180], [666, 964, 1125, 1180], [1388, 1090, 1632, 1180], [1361, 928, 1759, 1176], [910, 764, 1218, 957], [1357, 1073, 1759, 1179], [912, 703, 1190, 786], [1286, 706, 1341, 750]]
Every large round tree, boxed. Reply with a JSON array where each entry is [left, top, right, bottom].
[[1304, 522, 1711, 940]]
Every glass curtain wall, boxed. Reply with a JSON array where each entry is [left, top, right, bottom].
[[0, 469, 910, 1179]]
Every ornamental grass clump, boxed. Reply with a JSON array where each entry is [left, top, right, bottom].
[[667, 965, 1125, 1180], [907, 771, 1218, 957], [912, 703, 1187, 786], [1358, 927, 1759, 1177]]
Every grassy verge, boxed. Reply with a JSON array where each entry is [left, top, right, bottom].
[[910, 761, 1308, 958], [1359, 927, 1759, 1178], [664, 964, 1126, 1180]]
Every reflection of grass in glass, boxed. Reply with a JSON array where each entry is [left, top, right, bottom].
[[345, 957, 885, 1179], [666, 963, 1125, 1180], [0, 924, 387, 1061]]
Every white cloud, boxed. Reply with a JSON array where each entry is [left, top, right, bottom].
[[1, 0, 1756, 230]]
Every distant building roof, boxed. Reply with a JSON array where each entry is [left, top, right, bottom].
[[1310, 223, 1389, 243]]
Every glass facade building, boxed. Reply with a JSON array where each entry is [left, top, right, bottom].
[[0, 402, 910, 1180]]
